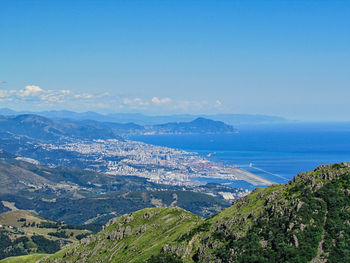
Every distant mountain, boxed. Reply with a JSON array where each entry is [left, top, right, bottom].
[[0, 114, 237, 139], [0, 108, 289, 125], [81, 117, 237, 135], [0, 114, 121, 141], [147, 117, 237, 134], [27, 162, 350, 263], [77, 119, 146, 135]]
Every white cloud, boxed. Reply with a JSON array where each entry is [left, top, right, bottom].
[[0, 89, 15, 99], [215, 100, 222, 108], [18, 85, 44, 97], [0, 90, 8, 98], [74, 93, 94, 99], [40, 90, 71, 103], [0, 85, 225, 114], [123, 97, 149, 109], [95, 103, 109, 109], [151, 97, 172, 105], [60, 90, 71, 95], [173, 100, 209, 111], [73, 92, 109, 99], [0, 85, 103, 104]]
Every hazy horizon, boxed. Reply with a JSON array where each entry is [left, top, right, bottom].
[[4, 107, 350, 125], [1, 1, 349, 121]]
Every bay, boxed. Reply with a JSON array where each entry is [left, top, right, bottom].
[[131, 123, 350, 186]]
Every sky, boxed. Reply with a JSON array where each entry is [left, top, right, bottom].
[[0, 0, 349, 121]]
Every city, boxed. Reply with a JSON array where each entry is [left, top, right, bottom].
[[41, 138, 273, 193]]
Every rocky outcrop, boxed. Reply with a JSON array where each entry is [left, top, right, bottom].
[[30, 163, 350, 263]]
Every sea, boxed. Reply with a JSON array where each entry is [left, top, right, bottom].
[[131, 122, 350, 190]]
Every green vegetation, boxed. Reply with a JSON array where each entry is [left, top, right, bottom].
[[317, 171, 350, 261], [32, 162, 350, 263], [0, 254, 47, 263], [41, 207, 203, 263], [1, 190, 227, 225], [0, 210, 91, 260], [0, 232, 61, 260], [47, 231, 68, 239]]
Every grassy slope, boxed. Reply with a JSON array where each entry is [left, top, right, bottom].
[[0, 210, 89, 242], [0, 210, 47, 228], [6, 163, 350, 263], [171, 163, 350, 262], [0, 254, 48, 263], [0, 210, 91, 261], [42, 207, 203, 263]]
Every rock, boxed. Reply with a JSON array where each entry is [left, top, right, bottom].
[[124, 214, 134, 224], [4, 245, 13, 253], [257, 192, 264, 199], [137, 225, 147, 234], [143, 211, 152, 219], [259, 240, 268, 248], [288, 222, 295, 231], [293, 234, 299, 247], [124, 226, 132, 237], [296, 200, 304, 212], [80, 238, 90, 245]]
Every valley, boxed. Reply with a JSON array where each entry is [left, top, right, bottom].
[[3, 163, 349, 262]]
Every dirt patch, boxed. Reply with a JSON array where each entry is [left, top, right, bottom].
[[2, 201, 18, 211]]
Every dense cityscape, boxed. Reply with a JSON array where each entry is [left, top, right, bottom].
[[41, 138, 272, 195]]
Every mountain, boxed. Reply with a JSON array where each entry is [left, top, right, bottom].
[[0, 114, 237, 138], [75, 117, 237, 135], [0, 108, 289, 126], [78, 119, 146, 135], [20, 162, 350, 263], [0, 114, 121, 142], [146, 117, 237, 134]]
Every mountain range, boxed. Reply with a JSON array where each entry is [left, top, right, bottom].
[[0, 114, 120, 142], [0, 114, 236, 137], [80, 117, 237, 135], [0, 108, 288, 126]]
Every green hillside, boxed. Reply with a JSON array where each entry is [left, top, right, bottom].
[[37, 207, 202, 263], [3, 163, 350, 262], [29, 162, 350, 263], [0, 210, 91, 260], [158, 162, 350, 263], [0, 254, 48, 263]]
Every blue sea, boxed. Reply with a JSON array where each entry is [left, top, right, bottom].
[[131, 123, 350, 189]]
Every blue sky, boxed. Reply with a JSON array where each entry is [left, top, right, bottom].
[[0, 0, 349, 121]]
